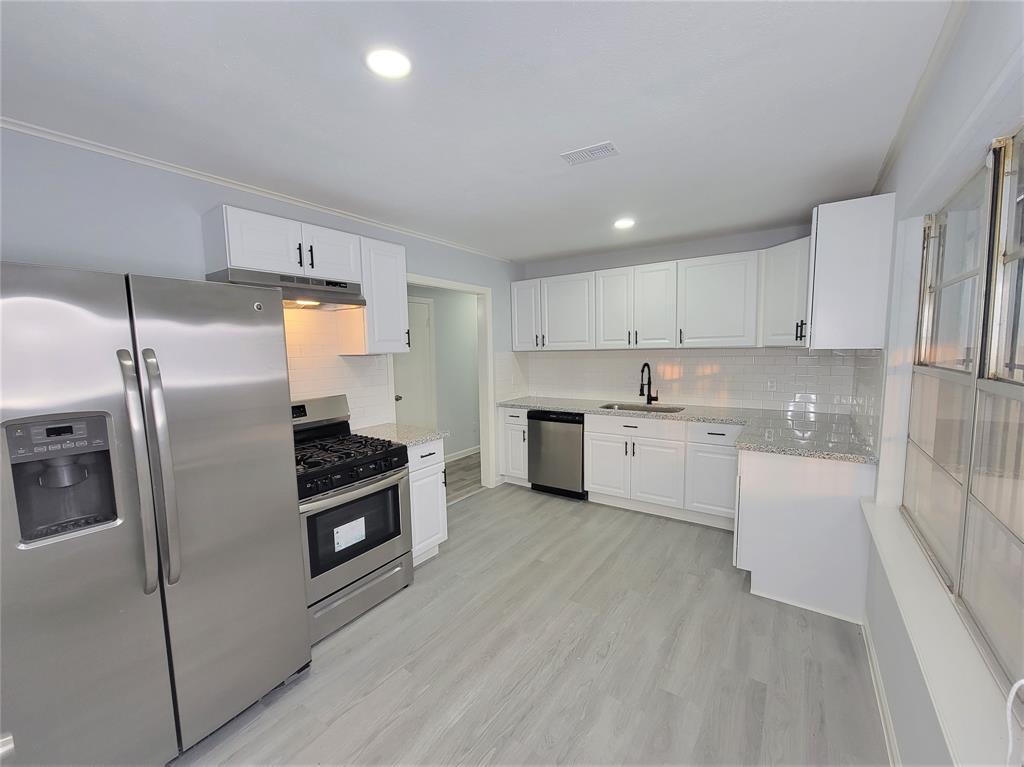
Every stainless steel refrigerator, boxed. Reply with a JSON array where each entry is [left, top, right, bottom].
[[0, 262, 311, 764]]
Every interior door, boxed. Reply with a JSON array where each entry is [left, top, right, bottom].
[[629, 437, 686, 508], [0, 263, 178, 765], [677, 252, 759, 347], [361, 238, 410, 354], [511, 280, 541, 351], [541, 273, 595, 350], [584, 432, 630, 498], [302, 223, 361, 282], [634, 262, 677, 348], [759, 238, 810, 347], [595, 268, 633, 349], [129, 275, 310, 751], [394, 299, 437, 429], [225, 206, 305, 277]]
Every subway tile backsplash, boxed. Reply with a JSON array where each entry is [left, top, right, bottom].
[[524, 347, 884, 435]]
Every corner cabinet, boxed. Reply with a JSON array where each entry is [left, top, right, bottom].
[[759, 237, 811, 347], [677, 251, 759, 347], [808, 193, 895, 350]]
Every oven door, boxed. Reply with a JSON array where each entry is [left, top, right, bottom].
[[300, 467, 411, 605]]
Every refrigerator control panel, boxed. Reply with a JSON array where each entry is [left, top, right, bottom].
[[6, 415, 109, 464]]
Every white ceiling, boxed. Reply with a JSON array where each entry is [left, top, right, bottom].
[[1, 2, 949, 261]]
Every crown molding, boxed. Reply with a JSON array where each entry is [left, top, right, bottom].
[[0, 117, 509, 264]]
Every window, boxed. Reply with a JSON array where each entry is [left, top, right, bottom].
[[906, 128, 1024, 697]]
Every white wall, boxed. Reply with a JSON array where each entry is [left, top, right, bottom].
[[406, 285, 480, 456], [523, 223, 810, 278], [867, 2, 1023, 762], [0, 128, 523, 352]]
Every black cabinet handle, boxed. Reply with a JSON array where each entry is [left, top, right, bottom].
[[442, 468, 447, 487], [508, 414, 521, 418], [406, 329, 411, 348], [522, 428, 526, 443], [535, 334, 539, 347], [707, 432, 726, 437], [679, 329, 683, 344], [297, 243, 303, 267], [632, 441, 636, 457], [795, 321, 800, 341], [419, 451, 436, 459], [541, 334, 546, 347], [634, 330, 638, 345], [622, 424, 639, 429], [625, 440, 628, 455], [627, 328, 631, 346], [308, 244, 315, 269]]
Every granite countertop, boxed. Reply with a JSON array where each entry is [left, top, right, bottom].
[[497, 396, 877, 464], [357, 423, 449, 447]]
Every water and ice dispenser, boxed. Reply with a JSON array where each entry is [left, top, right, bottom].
[[5, 415, 118, 541]]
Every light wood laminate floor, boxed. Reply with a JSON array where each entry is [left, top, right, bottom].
[[176, 484, 887, 766], [445, 452, 483, 504]]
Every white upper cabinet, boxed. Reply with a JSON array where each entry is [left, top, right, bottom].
[[677, 251, 759, 347], [595, 268, 634, 349], [357, 237, 409, 354], [809, 193, 895, 350], [541, 272, 595, 350], [634, 262, 677, 348], [759, 237, 811, 347], [511, 279, 542, 351], [302, 223, 361, 283], [220, 207, 305, 276]]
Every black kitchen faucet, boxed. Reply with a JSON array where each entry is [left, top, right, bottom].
[[639, 362, 659, 406]]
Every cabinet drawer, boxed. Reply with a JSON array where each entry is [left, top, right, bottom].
[[408, 439, 444, 472], [583, 414, 686, 441], [686, 422, 743, 446], [502, 409, 528, 425]]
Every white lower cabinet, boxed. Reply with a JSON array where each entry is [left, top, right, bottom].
[[629, 437, 686, 508], [584, 432, 630, 498], [501, 421, 528, 479], [410, 461, 448, 565], [684, 442, 738, 516]]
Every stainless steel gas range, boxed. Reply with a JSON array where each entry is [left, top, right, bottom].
[[291, 396, 413, 642]]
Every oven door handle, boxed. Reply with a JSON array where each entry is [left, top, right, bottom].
[[299, 467, 409, 515]]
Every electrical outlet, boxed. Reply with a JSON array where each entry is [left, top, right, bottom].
[[767, 377, 777, 392]]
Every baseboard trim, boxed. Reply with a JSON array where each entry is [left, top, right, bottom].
[[588, 493, 734, 531], [863, 618, 901, 767], [748, 586, 863, 626], [498, 475, 530, 488], [445, 445, 481, 461]]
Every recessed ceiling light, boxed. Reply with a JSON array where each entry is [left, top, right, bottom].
[[365, 48, 411, 79], [613, 217, 635, 230]]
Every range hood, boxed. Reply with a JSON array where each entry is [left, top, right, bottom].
[[206, 267, 365, 309]]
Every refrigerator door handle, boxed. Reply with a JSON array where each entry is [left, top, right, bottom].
[[117, 350, 160, 595], [141, 348, 182, 585]]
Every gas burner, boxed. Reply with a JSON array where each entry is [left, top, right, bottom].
[[292, 421, 408, 501]]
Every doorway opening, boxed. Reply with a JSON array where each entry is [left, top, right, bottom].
[[393, 277, 493, 504]]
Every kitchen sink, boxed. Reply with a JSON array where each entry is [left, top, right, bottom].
[[599, 403, 686, 413]]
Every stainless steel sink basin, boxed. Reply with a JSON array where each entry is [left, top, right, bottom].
[[599, 403, 686, 414]]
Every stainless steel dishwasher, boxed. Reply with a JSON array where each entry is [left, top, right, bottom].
[[527, 410, 586, 500]]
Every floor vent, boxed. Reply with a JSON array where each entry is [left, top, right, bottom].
[[560, 141, 619, 166]]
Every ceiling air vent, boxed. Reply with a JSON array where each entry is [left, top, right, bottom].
[[560, 141, 619, 166]]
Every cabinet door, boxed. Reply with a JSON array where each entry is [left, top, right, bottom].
[[225, 207, 305, 276], [684, 443, 738, 517], [503, 424, 528, 479], [676, 252, 759, 347], [541, 273, 595, 350], [302, 224, 361, 282], [595, 268, 633, 349], [809, 194, 895, 350], [634, 262, 677, 348], [410, 463, 448, 558], [584, 433, 630, 498], [759, 238, 810, 347], [360, 238, 409, 354], [629, 437, 686, 508], [511, 280, 541, 351]]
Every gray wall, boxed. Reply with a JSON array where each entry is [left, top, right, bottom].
[[523, 223, 810, 278], [407, 285, 480, 456], [0, 128, 522, 352]]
